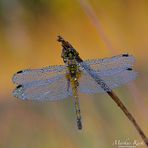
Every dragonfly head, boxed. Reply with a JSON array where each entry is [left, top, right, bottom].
[[57, 36, 79, 63]]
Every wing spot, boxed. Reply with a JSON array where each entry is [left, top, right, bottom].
[[122, 54, 129, 57], [127, 68, 132, 71], [16, 85, 23, 89], [17, 70, 23, 74]]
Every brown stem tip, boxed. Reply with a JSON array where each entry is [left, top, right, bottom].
[[57, 35, 64, 42], [57, 35, 73, 49]]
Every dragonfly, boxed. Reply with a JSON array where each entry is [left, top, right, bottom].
[[12, 36, 137, 130]]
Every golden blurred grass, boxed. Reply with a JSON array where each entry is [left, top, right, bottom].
[[0, 0, 148, 147]]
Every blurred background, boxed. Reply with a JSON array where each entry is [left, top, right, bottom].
[[0, 0, 148, 147]]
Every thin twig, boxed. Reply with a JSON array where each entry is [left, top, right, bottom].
[[58, 36, 148, 147], [107, 91, 148, 146]]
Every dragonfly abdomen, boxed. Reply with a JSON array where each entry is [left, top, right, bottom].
[[74, 89, 82, 130], [70, 75, 82, 130]]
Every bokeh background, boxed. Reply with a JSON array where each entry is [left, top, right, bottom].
[[0, 0, 148, 147]]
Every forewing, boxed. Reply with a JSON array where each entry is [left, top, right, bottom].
[[82, 54, 135, 72], [13, 65, 67, 85], [13, 74, 73, 101]]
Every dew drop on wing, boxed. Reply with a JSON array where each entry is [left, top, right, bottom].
[[13, 85, 26, 100]]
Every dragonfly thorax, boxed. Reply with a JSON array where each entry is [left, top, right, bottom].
[[62, 48, 79, 63], [67, 62, 78, 78]]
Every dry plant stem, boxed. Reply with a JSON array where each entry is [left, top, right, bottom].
[[107, 91, 148, 147], [79, 53, 148, 147], [78, 0, 148, 117], [78, 1, 148, 145], [58, 36, 148, 147]]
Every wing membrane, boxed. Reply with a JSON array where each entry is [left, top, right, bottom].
[[13, 54, 137, 99], [78, 54, 137, 94], [13, 65, 67, 85], [82, 54, 135, 72], [13, 74, 72, 101], [78, 73, 105, 94], [97, 70, 137, 89], [78, 69, 137, 94]]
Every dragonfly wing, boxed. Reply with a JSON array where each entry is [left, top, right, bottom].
[[78, 73, 106, 94], [12, 65, 67, 85], [95, 70, 137, 89], [78, 67, 137, 94], [82, 54, 135, 72], [78, 54, 137, 94], [13, 74, 73, 101]]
